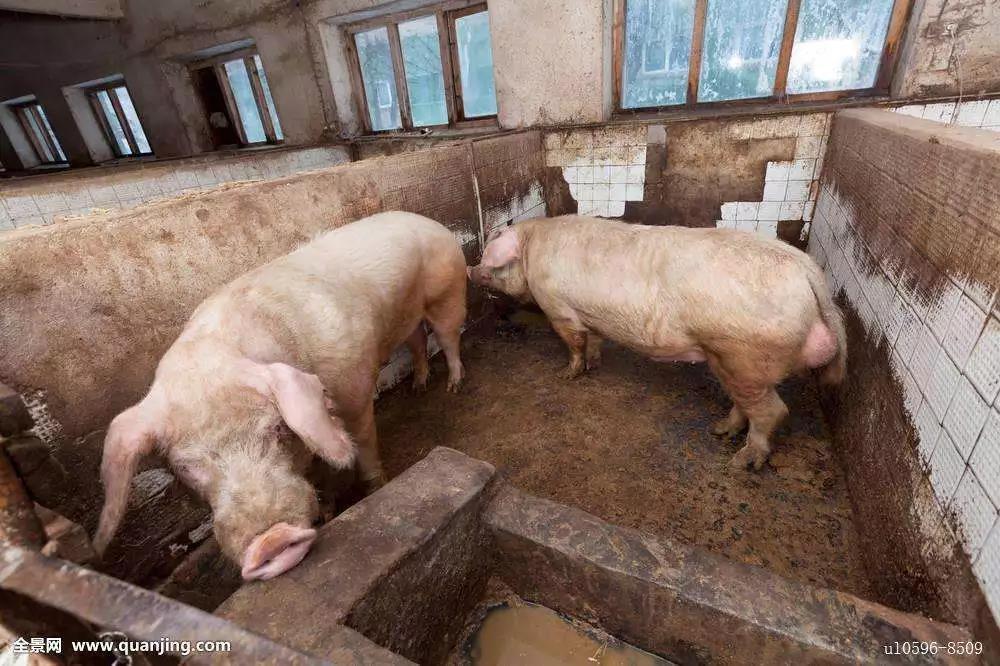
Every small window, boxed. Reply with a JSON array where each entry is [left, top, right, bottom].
[[618, 0, 909, 111], [87, 83, 152, 157], [347, 3, 498, 133], [12, 102, 66, 164], [190, 51, 283, 148]]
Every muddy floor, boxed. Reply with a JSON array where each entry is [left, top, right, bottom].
[[377, 310, 872, 599]]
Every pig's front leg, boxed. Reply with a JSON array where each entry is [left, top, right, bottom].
[[347, 401, 386, 493], [585, 332, 603, 371], [550, 318, 588, 379]]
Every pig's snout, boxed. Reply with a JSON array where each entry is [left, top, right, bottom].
[[241, 522, 317, 581]]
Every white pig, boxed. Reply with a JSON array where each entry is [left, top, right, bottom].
[[95, 212, 467, 580], [467, 215, 845, 471]]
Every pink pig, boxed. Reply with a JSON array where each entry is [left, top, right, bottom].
[[468, 215, 845, 471], [95, 212, 467, 580]]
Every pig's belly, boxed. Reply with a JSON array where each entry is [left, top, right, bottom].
[[651, 348, 708, 363]]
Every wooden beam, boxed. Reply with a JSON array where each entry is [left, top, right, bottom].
[[387, 23, 413, 129], [875, 0, 917, 92], [686, 0, 709, 105], [773, 0, 803, 99]]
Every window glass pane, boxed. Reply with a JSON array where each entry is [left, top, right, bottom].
[[252, 55, 283, 140], [698, 0, 785, 102], [97, 90, 132, 156], [355, 27, 402, 131], [23, 109, 54, 163], [224, 58, 267, 143], [454, 10, 497, 118], [114, 86, 151, 154], [787, 0, 895, 93], [622, 0, 695, 109], [399, 16, 448, 127], [35, 106, 66, 161]]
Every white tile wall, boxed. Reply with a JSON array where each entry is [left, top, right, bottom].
[[891, 99, 1000, 132], [0, 146, 350, 232], [808, 181, 1000, 620], [717, 113, 830, 240], [545, 126, 647, 219]]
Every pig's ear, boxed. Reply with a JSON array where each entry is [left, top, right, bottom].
[[263, 363, 356, 469], [94, 403, 160, 556], [481, 228, 521, 269]]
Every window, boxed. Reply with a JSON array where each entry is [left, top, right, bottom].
[[346, 2, 498, 133], [87, 83, 152, 157], [12, 102, 66, 164], [617, 0, 910, 111], [190, 51, 283, 148]]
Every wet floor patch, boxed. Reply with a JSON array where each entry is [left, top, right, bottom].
[[466, 603, 672, 666]]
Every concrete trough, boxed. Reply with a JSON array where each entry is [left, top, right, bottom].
[[216, 447, 973, 665]]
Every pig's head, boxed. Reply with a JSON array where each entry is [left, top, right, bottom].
[[94, 362, 356, 581], [209, 441, 320, 581], [467, 226, 531, 301]]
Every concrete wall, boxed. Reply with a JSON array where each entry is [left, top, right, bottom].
[[0, 130, 545, 583], [0, 145, 350, 229], [807, 108, 1000, 639]]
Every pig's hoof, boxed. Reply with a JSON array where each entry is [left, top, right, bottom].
[[362, 474, 386, 495], [447, 376, 463, 393], [711, 420, 742, 438], [559, 364, 585, 380], [585, 355, 602, 371], [412, 373, 429, 392], [729, 445, 768, 471]]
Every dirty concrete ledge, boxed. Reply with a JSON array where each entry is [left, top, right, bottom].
[[486, 487, 975, 665], [217, 447, 497, 665]]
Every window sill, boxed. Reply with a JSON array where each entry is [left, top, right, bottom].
[[609, 92, 892, 126], [355, 122, 501, 142]]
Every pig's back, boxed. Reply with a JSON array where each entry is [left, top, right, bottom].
[[521, 216, 819, 351], [181, 212, 461, 369]]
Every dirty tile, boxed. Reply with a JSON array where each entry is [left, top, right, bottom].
[[966, 317, 1000, 404], [609, 166, 628, 184], [974, 521, 1000, 618], [735, 202, 758, 220], [788, 159, 815, 181], [923, 102, 956, 124], [762, 182, 786, 202], [765, 161, 791, 182], [625, 184, 644, 201], [794, 136, 823, 159], [720, 202, 738, 221], [779, 201, 804, 221], [983, 100, 1000, 127], [926, 278, 964, 343], [926, 351, 962, 422], [895, 105, 925, 118], [952, 470, 997, 557], [609, 183, 627, 201], [943, 377, 990, 460], [626, 165, 644, 185], [955, 100, 990, 128], [970, 410, 1000, 507], [784, 180, 810, 202], [929, 429, 966, 506], [2, 195, 40, 220], [943, 294, 989, 366], [757, 202, 780, 221]]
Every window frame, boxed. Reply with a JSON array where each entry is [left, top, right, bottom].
[[188, 48, 283, 147], [612, 0, 915, 115], [344, 0, 498, 134], [11, 101, 66, 165], [85, 82, 152, 158]]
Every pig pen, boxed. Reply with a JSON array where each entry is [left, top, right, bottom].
[[0, 109, 998, 664]]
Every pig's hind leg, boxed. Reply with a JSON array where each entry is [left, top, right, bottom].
[[711, 405, 747, 438], [425, 291, 466, 393], [708, 356, 788, 471], [407, 324, 430, 391]]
